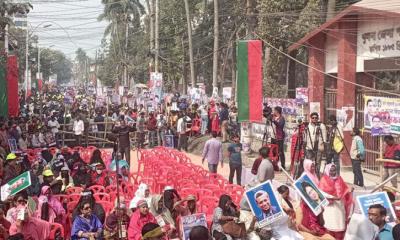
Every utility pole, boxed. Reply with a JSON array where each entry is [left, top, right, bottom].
[[124, 15, 129, 87], [212, 0, 219, 89], [184, 0, 195, 88], [25, 21, 29, 98], [94, 49, 98, 89], [154, 0, 159, 72]]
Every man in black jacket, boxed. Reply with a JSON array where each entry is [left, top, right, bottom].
[[112, 118, 134, 164]]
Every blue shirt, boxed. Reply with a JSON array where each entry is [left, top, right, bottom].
[[228, 143, 242, 165], [379, 224, 393, 240]]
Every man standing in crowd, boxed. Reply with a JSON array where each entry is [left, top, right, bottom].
[[136, 112, 146, 148], [257, 146, 274, 183], [272, 106, 285, 170], [350, 128, 365, 187], [327, 115, 344, 175], [368, 204, 393, 240], [219, 103, 229, 143], [177, 113, 190, 151], [147, 112, 158, 148], [48, 115, 60, 146], [382, 135, 400, 188], [113, 118, 134, 164], [305, 112, 327, 177], [228, 134, 242, 185], [94, 111, 105, 138], [73, 115, 84, 147], [202, 131, 223, 173]]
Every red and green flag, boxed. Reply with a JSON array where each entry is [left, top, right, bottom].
[[237, 40, 263, 122]]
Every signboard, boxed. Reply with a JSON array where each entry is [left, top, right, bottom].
[[356, 192, 396, 223], [364, 96, 400, 136], [357, 18, 400, 72], [294, 174, 328, 216], [1, 171, 32, 201], [295, 88, 309, 104], [336, 106, 355, 132], [265, 98, 298, 116], [309, 102, 321, 117], [8, 139, 18, 152], [244, 180, 284, 227], [150, 72, 163, 103], [180, 213, 207, 240], [222, 87, 232, 102]]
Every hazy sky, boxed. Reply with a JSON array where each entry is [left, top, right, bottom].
[[28, 0, 108, 59]]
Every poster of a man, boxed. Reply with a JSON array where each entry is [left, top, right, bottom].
[[245, 180, 283, 227], [255, 190, 279, 219]]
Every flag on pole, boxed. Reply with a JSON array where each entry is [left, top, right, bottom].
[[237, 40, 263, 122], [0, 62, 7, 118]]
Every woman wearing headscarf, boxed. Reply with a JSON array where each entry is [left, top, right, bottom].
[[9, 205, 51, 240], [148, 195, 177, 239], [90, 149, 105, 166], [72, 162, 92, 188], [71, 200, 103, 240], [211, 194, 239, 240], [73, 189, 106, 224], [135, 183, 151, 205], [302, 159, 320, 185], [36, 186, 66, 224], [319, 164, 353, 240], [128, 200, 156, 240]]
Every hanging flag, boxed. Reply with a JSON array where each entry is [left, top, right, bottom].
[[7, 55, 19, 117], [237, 40, 263, 122], [0, 57, 7, 117]]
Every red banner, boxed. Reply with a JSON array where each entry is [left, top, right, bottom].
[[7, 55, 19, 117]]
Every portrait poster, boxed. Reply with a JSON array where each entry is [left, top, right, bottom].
[[364, 96, 400, 136], [222, 87, 232, 102], [295, 88, 309, 104], [180, 213, 207, 240], [294, 174, 328, 216], [309, 102, 321, 117], [244, 180, 284, 227], [163, 135, 174, 148], [356, 192, 396, 223], [336, 106, 355, 132], [8, 139, 17, 153]]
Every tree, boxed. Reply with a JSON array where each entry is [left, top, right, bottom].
[[75, 48, 90, 84], [184, 0, 196, 88]]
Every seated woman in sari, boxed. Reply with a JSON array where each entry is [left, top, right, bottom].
[[71, 200, 103, 240], [36, 186, 66, 224], [73, 189, 106, 224], [296, 201, 335, 240], [319, 164, 353, 240], [128, 200, 156, 240]]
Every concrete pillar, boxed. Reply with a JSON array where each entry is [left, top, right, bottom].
[[307, 35, 326, 121], [336, 18, 358, 166]]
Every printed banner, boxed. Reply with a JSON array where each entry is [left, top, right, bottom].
[[244, 180, 284, 227], [309, 102, 321, 117], [364, 96, 400, 136], [8, 139, 18, 153], [1, 171, 31, 201], [294, 174, 328, 216], [150, 72, 163, 103], [295, 88, 309, 104], [180, 213, 207, 240], [336, 106, 355, 131], [222, 87, 232, 102], [356, 192, 396, 223]]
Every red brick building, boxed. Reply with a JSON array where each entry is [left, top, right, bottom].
[[289, 0, 400, 167]]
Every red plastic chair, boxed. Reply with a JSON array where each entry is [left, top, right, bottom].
[[67, 201, 78, 215], [199, 196, 219, 215], [180, 187, 198, 199], [196, 189, 213, 201], [65, 187, 83, 195], [66, 194, 81, 203], [98, 200, 113, 214], [203, 184, 222, 193], [49, 222, 65, 240], [93, 193, 110, 202], [88, 185, 106, 193]]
